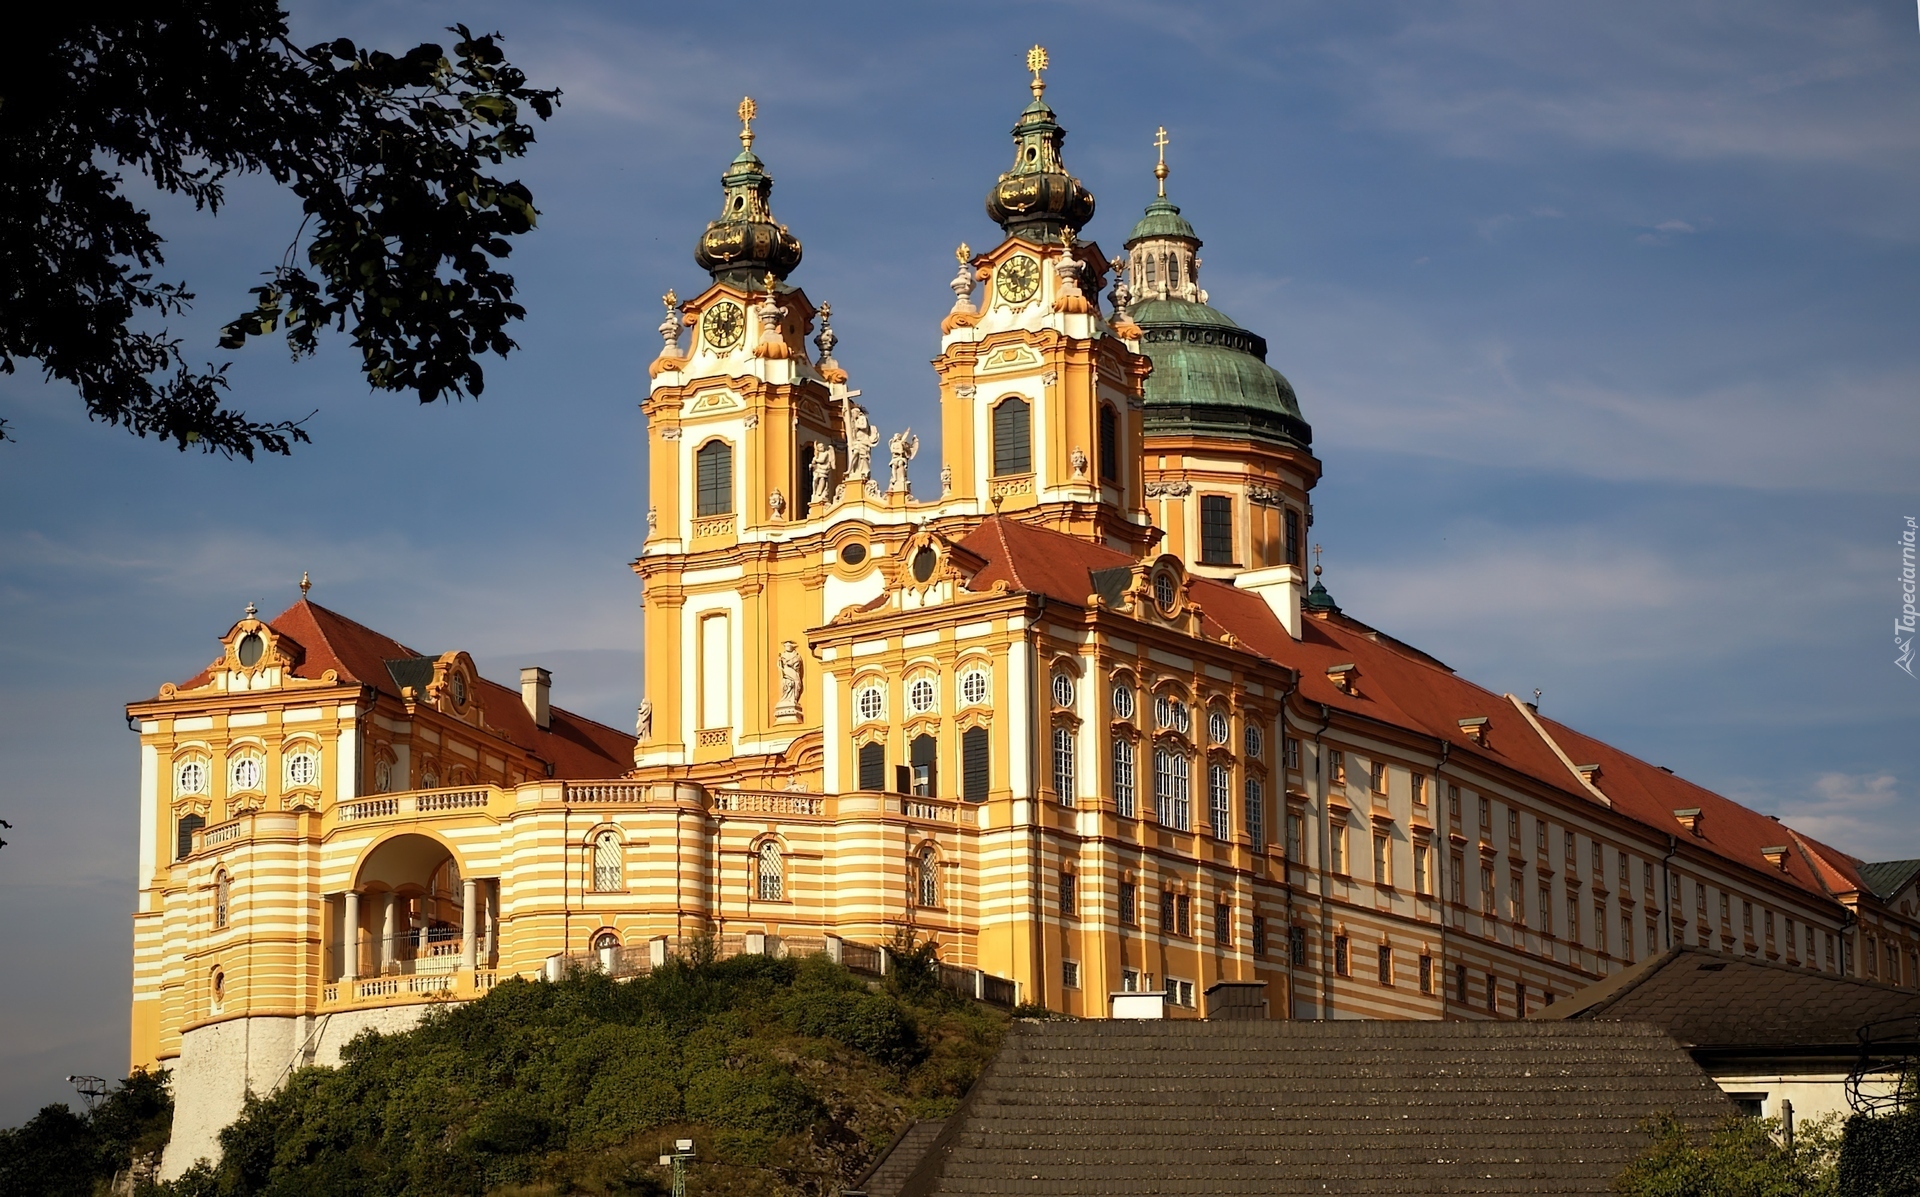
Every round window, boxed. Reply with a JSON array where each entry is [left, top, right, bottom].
[[1153, 571, 1178, 612], [1111, 683, 1135, 720], [856, 686, 885, 724], [909, 677, 937, 714], [230, 756, 262, 791], [911, 546, 938, 583], [176, 760, 207, 796], [236, 633, 264, 667], [1245, 725, 1265, 758], [959, 669, 989, 706], [1156, 695, 1189, 733], [1050, 672, 1076, 709], [450, 672, 467, 707], [840, 542, 867, 566], [286, 751, 318, 788], [1208, 710, 1230, 745]]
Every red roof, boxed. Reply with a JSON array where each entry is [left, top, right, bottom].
[[955, 516, 1865, 904], [177, 599, 633, 780]]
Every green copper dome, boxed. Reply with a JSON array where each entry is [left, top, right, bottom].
[[1130, 297, 1312, 451], [1127, 196, 1198, 244]]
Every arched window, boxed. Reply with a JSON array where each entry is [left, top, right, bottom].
[[1097, 405, 1118, 482], [1153, 748, 1191, 831], [592, 929, 621, 952], [592, 830, 623, 893], [917, 846, 939, 908], [1112, 737, 1136, 818], [214, 870, 231, 929], [757, 842, 784, 901], [176, 813, 205, 860], [991, 398, 1031, 476], [1052, 725, 1076, 803], [1208, 763, 1231, 839], [696, 440, 734, 516]]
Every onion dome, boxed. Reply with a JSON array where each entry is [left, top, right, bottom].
[[984, 47, 1095, 244], [694, 97, 802, 288], [1123, 142, 1310, 452]]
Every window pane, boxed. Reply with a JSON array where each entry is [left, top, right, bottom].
[[1098, 406, 1118, 481], [1199, 495, 1233, 564], [696, 441, 733, 516], [1113, 738, 1136, 817], [991, 398, 1031, 476]]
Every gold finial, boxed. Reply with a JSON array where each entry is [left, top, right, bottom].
[[1060, 227, 1077, 254], [762, 271, 778, 298], [661, 289, 678, 312], [1312, 543, 1323, 578], [955, 242, 971, 264], [1154, 126, 1170, 198], [299, 571, 311, 598], [737, 96, 757, 149], [1026, 44, 1049, 98]]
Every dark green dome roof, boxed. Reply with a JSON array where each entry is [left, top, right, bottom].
[[1131, 297, 1312, 451], [1126, 197, 1198, 245]]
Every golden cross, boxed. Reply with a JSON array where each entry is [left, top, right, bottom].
[[1027, 45, 1049, 97], [1312, 543, 1323, 578], [1154, 126, 1170, 198], [737, 96, 757, 149]]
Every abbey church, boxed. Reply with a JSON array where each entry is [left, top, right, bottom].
[[130, 50, 1920, 1176]]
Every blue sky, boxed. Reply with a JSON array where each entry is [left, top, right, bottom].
[[2, 0, 1917, 1121]]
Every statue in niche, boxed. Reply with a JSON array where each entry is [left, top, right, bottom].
[[1070, 444, 1088, 479], [773, 641, 804, 721], [634, 699, 652, 742], [845, 403, 879, 482], [888, 428, 918, 494], [769, 489, 786, 520], [941, 463, 953, 496], [810, 441, 836, 508]]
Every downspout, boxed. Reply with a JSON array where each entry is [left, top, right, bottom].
[[1028, 596, 1047, 1008], [1434, 739, 1451, 1014], [1660, 835, 1679, 952], [1275, 668, 1300, 1018], [1312, 701, 1333, 1018]]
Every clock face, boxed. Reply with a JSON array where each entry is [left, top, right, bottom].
[[996, 254, 1041, 305], [702, 301, 746, 350]]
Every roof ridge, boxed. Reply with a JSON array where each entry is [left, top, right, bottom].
[[1507, 694, 1612, 808]]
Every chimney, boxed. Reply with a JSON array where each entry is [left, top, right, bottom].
[[520, 666, 551, 729], [1234, 564, 1303, 639]]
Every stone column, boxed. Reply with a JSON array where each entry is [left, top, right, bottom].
[[342, 891, 361, 981], [461, 878, 478, 970], [378, 891, 396, 972]]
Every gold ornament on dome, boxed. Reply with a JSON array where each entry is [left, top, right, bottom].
[[997, 254, 1041, 305], [1026, 45, 1048, 97], [737, 95, 757, 149], [1154, 126, 1170, 198], [703, 301, 746, 350]]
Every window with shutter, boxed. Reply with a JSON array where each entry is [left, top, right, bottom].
[[695, 440, 733, 516], [857, 741, 886, 791], [961, 726, 989, 802], [1097, 405, 1118, 481], [910, 734, 937, 797], [176, 813, 205, 860], [991, 398, 1031, 476]]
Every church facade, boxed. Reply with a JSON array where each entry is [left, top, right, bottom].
[[131, 51, 1920, 1176]]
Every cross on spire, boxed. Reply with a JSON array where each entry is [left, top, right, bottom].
[[1026, 45, 1049, 98], [1312, 543, 1323, 578], [1154, 126, 1170, 198], [737, 96, 757, 150]]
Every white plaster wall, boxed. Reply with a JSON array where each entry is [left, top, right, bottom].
[[1709, 1069, 1863, 1126], [159, 1005, 436, 1180]]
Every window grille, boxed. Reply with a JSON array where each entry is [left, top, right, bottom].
[[695, 440, 733, 515], [756, 842, 783, 901], [1153, 748, 1190, 830], [1289, 925, 1307, 965], [1334, 934, 1350, 975], [1052, 725, 1076, 802], [918, 847, 939, 908], [214, 871, 230, 929], [1378, 943, 1393, 985], [1160, 890, 1176, 934], [991, 398, 1031, 475], [1208, 764, 1230, 838], [593, 831, 622, 892], [1176, 894, 1191, 937], [1419, 953, 1433, 993], [1119, 880, 1136, 925], [1213, 901, 1230, 947], [1059, 871, 1076, 917], [1199, 495, 1233, 564], [1252, 914, 1267, 956], [1113, 738, 1136, 817], [961, 727, 989, 802], [1454, 962, 1467, 1003], [1245, 777, 1265, 848], [1485, 973, 1498, 1013]]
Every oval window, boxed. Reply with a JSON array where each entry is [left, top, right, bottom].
[[841, 542, 867, 567], [1111, 684, 1135, 720], [1153, 571, 1178, 613], [237, 633, 264, 667], [912, 546, 938, 583]]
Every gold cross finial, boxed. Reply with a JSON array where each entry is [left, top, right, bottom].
[[661, 288, 678, 312], [762, 271, 778, 298], [1154, 126, 1170, 198], [1026, 45, 1049, 98], [1312, 543, 1323, 578], [737, 96, 757, 149], [956, 242, 971, 264]]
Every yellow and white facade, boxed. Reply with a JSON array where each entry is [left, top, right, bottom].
[[132, 53, 1920, 1177]]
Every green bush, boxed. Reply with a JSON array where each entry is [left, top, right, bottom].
[[0, 1070, 174, 1197]]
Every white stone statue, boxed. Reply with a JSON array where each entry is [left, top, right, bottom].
[[656, 290, 682, 359], [634, 699, 652, 741], [940, 463, 953, 496], [774, 640, 804, 721], [810, 441, 836, 508], [646, 505, 658, 536], [845, 403, 879, 483], [949, 243, 977, 314], [888, 428, 919, 494], [769, 489, 786, 520], [1071, 444, 1088, 479]]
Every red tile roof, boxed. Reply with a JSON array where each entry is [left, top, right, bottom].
[[178, 600, 633, 780], [954, 516, 1866, 906]]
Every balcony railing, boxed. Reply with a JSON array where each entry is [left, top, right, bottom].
[[337, 786, 492, 823]]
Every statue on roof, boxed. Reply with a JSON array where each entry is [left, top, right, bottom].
[[809, 441, 836, 508], [845, 402, 879, 483], [888, 428, 919, 495]]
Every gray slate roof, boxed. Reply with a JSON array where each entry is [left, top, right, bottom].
[[1537, 945, 1920, 1055], [892, 1019, 1732, 1196], [1859, 859, 1920, 901]]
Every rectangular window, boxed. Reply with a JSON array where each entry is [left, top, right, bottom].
[[1334, 934, 1350, 976], [1537, 820, 1548, 856], [1214, 902, 1231, 947], [1374, 833, 1392, 886], [1619, 851, 1631, 887], [1510, 875, 1525, 923], [1121, 967, 1142, 993], [1565, 831, 1576, 865], [991, 398, 1031, 476], [1169, 979, 1195, 1008], [1622, 911, 1634, 962], [1414, 843, 1430, 895], [1059, 871, 1076, 917], [1411, 774, 1427, 807], [1252, 914, 1267, 957], [1289, 925, 1307, 966], [1450, 851, 1466, 904], [1245, 777, 1265, 848], [1419, 953, 1433, 994], [1097, 405, 1118, 482], [1378, 943, 1393, 986], [1507, 810, 1519, 843], [1481, 865, 1496, 915], [1176, 893, 1192, 937], [1515, 981, 1527, 1017], [1328, 750, 1346, 785], [1208, 764, 1231, 839], [1454, 962, 1468, 1003], [1199, 495, 1234, 564], [1284, 509, 1301, 567], [1051, 725, 1076, 803], [1331, 822, 1348, 874], [1286, 810, 1304, 863], [1062, 959, 1079, 989], [1743, 901, 1754, 936], [1447, 784, 1460, 821], [1720, 893, 1731, 933], [1594, 903, 1608, 953], [1153, 748, 1190, 830], [695, 440, 733, 516], [910, 734, 937, 797], [1285, 736, 1300, 771], [1478, 796, 1491, 832], [1112, 737, 1136, 817], [1370, 761, 1388, 795], [1486, 973, 1498, 1014], [1119, 880, 1137, 925], [1591, 842, 1604, 881], [1568, 890, 1581, 943], [1539, 885, 1553, 934], [857, 741, 886, 791], [1160, 890, 1176, 934], [961, 726, 990, 802]]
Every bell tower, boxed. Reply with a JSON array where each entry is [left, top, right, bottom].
[[936, 48, 1154, 550]]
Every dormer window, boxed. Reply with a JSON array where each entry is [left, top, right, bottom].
[[1458, 716, 1490, 747], [1153, 569, 1178, 613], [1674, 808, 1704, 836], [237, 633, 264, 668], [1326, 663, 1356, 694]]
